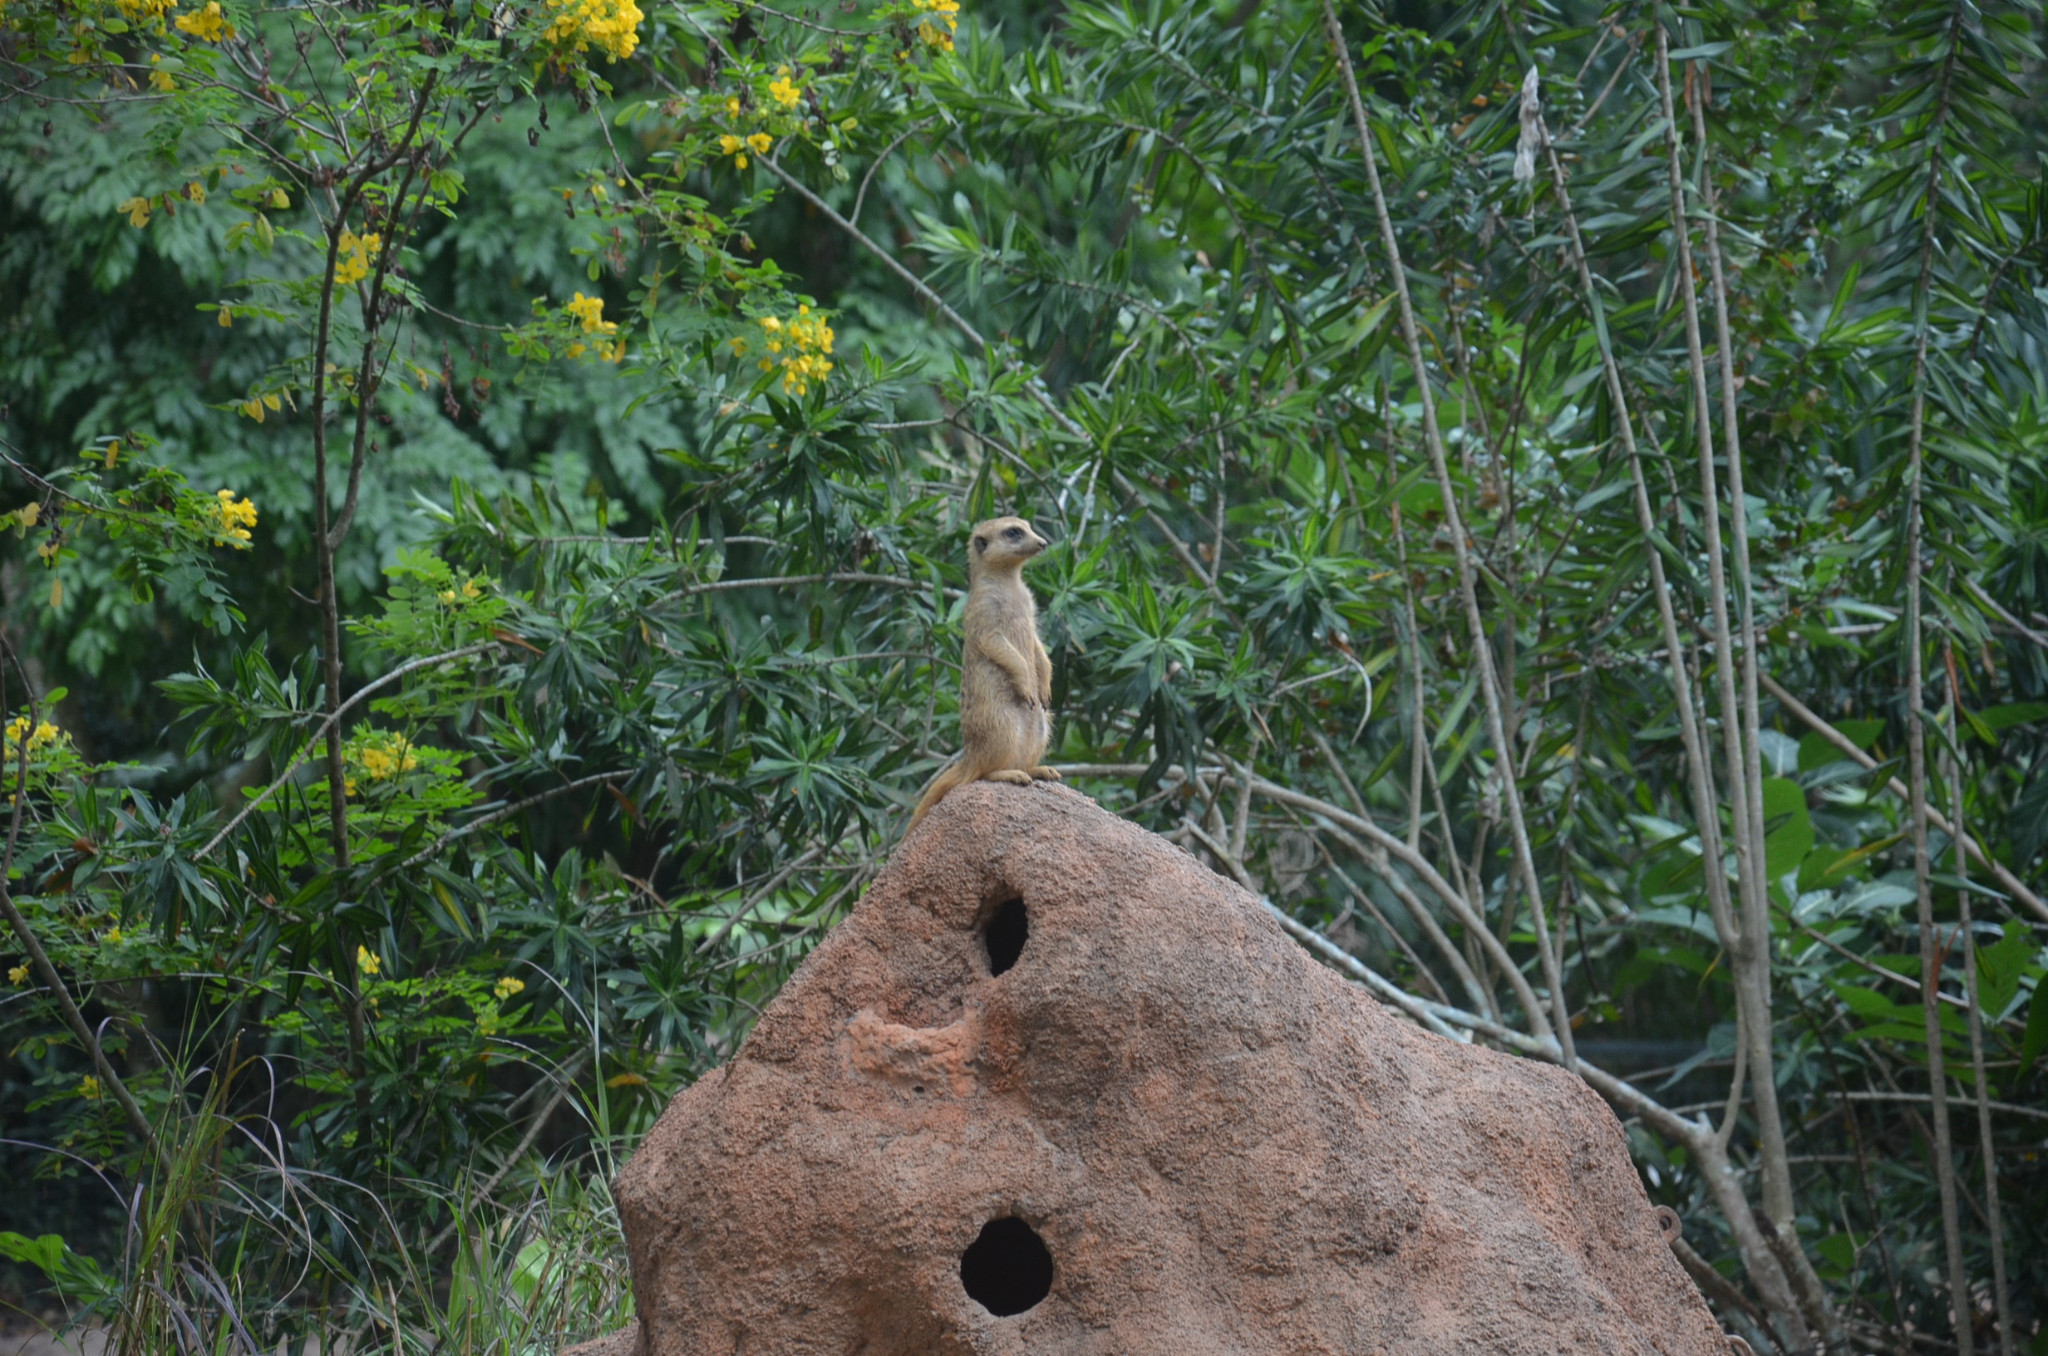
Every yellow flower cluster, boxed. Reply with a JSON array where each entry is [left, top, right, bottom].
[[767, 67, 801, 109], [437, 578, 484, 605], [357, 945, 381, 976], [542, 0, 642, 61], [7, 964, 27, 985], [209, 488, 257, 546], [717, 131, 773, 169], [564, 292, 625, 360], [755, 305, 835, 397], [912, 0, 959, 51], [173, 0, 233, 41], [351, 734, 419, 784], [78, 1075, 103, 1101], [4, 716, 64, 754], [493, 976, 525, 1001], [334, 227, 381, 286], [116, 0, 178, 22], [566, 291, 612, 333]]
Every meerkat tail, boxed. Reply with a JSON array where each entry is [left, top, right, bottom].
[[908, 760, 973, 830]]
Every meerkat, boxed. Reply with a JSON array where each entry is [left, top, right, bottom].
[[908, 516, 1062, 829]]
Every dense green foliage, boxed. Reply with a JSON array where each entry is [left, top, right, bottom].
[[2, 0, 2045, 1349]]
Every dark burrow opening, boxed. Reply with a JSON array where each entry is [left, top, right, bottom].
[[983, 897, 1028, 976], [959, 1216, 1053, 1317]]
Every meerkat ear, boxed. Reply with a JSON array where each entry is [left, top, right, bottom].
[[974, 536, 987, 552]]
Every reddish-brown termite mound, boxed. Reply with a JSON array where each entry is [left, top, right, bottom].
[[570, 780, 1730, 1356]]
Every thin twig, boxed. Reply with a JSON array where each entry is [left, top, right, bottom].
[[389, 771, 629, 875], [1901, 7, 1975, 1345], [1320, 3, 1573, 1062], [1948, 642, 2014, 1355], [1761, 672, 2047, 923], [1655, 40, 1822, 1338]]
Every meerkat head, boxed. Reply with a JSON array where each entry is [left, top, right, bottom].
[[968, 516, 1049, 574]]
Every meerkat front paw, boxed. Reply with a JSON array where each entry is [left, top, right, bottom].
[[985, 769, 1034, 786], [1025, 766, 1062, 781]]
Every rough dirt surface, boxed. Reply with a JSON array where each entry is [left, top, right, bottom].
[[581, 781, 1729, 1356]]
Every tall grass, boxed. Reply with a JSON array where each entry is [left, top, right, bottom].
[[7, 1046, 636, 1356]]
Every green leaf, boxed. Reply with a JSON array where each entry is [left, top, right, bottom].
[[1980, 702, 2048, 731], [1972, 920, 2034, 1023], [1832, 983, 1901, 1021], [1762, 777, 1814, 883], [1960, 705, 1998, 746], [2018, 982, 2048, 1079], [0, 1233, 111, 1305], [2010, 769, 2048, 866]]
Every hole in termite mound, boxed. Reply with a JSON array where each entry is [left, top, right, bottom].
[[959, 1215, 1053, 1317], [982, 897, 1027, 976]]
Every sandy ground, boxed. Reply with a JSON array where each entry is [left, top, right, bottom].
[[1, 1323, 352, 1355], [0, 1326, 105, 1356]]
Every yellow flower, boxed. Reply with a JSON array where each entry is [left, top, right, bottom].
[[173, 1, 235, 41], [118, 0, 179, 20], [149, 68, 176, 91], [910, 0, 958, 49], [185, 180, 205, 204], [746, 132, 773, 157], [7, 964, 28, 985], [119, 196, 152, 228], [542, 0, 642, 60], [755, 305, 835, 396], [724, 95, 741, 118], [493, 976, 525, 1000], [767, 70, 800, 109], [4, 716, 65, 755], [565, 291, 617, 335], [78, 1075, 102, 1101], [269, 188, 289, 209], [209, 489, 258, 546], [357, 946, 381, 976], [717, 133, 750, 168], [344, 730, 419, 788], [106, 926, 123, 943], [334, 228, 381, 286], [462, 578, 482, 599]]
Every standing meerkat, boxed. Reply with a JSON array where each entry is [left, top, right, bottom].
[[908, 516, 1062, 828]]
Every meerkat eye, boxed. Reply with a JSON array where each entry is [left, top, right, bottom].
[[1004, 526, 1023, 540]]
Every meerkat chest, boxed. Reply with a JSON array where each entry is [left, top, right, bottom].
[[966, 579, 1041, 650]]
